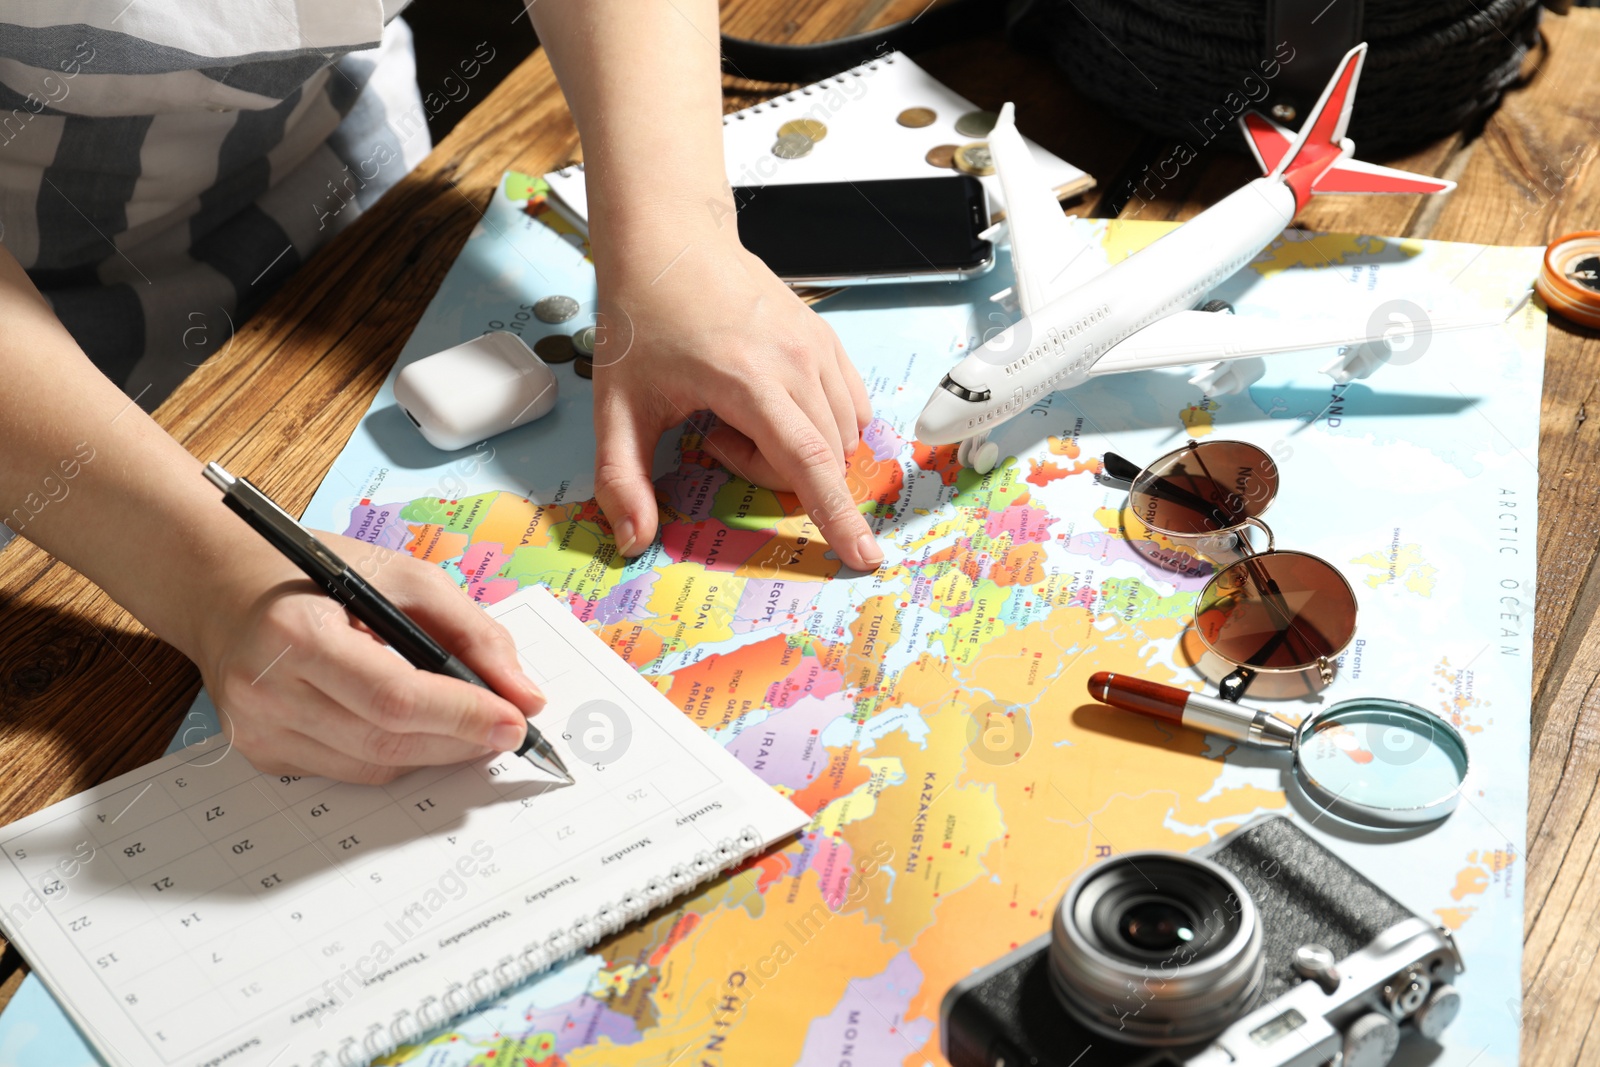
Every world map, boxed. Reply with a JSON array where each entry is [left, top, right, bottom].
[[0, 174, 1545, 1067]]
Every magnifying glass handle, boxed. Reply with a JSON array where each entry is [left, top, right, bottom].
[[1087, 673, 1297, 749]]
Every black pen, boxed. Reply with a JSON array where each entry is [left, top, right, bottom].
[[202, 462, 573, 783]]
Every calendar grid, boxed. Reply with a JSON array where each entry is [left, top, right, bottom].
[[0, 586, 807, 1067]]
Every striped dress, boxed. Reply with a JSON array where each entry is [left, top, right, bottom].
[[0, 0, 436, 411]]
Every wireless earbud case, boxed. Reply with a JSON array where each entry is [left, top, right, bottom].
[[393, 331, 559, 451]]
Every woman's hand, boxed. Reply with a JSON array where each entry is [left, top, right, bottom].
[[588, 226, 883, 572], [523, 0, 884, 572], [191, 531, 545, 784]]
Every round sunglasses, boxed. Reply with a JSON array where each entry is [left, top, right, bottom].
[[1102, 440, 1358, 699]]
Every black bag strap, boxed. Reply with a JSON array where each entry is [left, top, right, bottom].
[[719, 0, 1006, 84], [1265, 0, 1365, 123]]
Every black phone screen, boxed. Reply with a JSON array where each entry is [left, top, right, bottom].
[[732, 176, 992, 279]]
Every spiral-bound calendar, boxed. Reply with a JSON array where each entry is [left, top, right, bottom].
[[541, 51, 1092, 226], [0, 585, 806, 1067]]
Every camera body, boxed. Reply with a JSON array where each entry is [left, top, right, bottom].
[[942, 815, 1463, 1067]]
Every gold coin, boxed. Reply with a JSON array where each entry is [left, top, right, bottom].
[[897, 107, 937, 128], [953, 141, 995, 176], [778, 118, 828, 142], [925, 144, 958, 169], [533, 334, 576, 364], [574, 356, 594, 380]]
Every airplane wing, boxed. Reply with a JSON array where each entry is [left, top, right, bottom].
[[1087, 296, 1527, 376], [988, 102, 1105, 316]]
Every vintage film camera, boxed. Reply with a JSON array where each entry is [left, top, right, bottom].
[[943, 815, 1463, 1067]]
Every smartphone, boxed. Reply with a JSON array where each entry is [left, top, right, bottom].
[[733, 176, 995, 286]]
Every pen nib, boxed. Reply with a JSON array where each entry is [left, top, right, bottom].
[[514, 721, 575, 783]]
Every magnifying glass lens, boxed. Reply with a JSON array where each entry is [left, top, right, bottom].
[[1294, 699, 1469, 826]]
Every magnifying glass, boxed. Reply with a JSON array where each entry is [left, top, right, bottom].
[[1088, 673, 1469, 829]]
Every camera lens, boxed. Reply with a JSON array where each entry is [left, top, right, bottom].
[[1117, 900, 1197, 954], [1048, 853, 1264, 1047]]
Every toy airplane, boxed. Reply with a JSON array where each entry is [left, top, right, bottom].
[[915, 43, 1521, 474]]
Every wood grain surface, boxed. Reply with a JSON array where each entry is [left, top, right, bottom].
[[2, 1, 1598, 1058]]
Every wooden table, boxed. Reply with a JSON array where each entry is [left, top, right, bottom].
[[2, 2, 1598, 1061]]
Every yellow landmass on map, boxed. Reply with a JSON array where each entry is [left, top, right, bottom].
[[1350, 542, 1436, 596], [1101, 218, 1179, 264], [1181, 401, 1215, 437], [840, 594, 903, 697], [638, 562, 740, 650], [591, 961, 651, 999], [836, 655, 1007, 947], [813, 756, 904, 835], [958, 601, 1092, 711], [1250, 231, 1417, 277]]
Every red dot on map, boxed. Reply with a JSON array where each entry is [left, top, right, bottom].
[[360, 498, 370, 506]]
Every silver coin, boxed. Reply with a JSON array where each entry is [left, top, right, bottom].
[[533, 295, 580, 324], [953, 141, 995, 176], [954, 110, 999, 138], [772, 133, 815, 160], [573, 325, 597, 356]]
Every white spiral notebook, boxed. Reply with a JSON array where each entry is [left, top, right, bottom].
[[0, 585, 806, 1067], [541, 51, 1092, 225]]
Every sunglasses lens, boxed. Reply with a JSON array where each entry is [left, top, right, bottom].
[[1129, 442, 1279, 536], [1195, 550, 1356, 670]]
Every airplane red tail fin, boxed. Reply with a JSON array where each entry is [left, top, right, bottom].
[[1240, 44, 1454, 208]]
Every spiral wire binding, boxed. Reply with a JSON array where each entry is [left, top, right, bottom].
[[291, 825, 765, 1067], [547, 52, 904, 182]]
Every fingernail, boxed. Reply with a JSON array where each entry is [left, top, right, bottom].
[[516, 673, 545, 710], [489, 720, 526, 751], [616, 518, 637, 557], [856, 532, 884, 569]]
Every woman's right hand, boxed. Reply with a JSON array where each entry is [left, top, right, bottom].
[[0, 245, 544, 787], [191, 531, 545, 784]]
